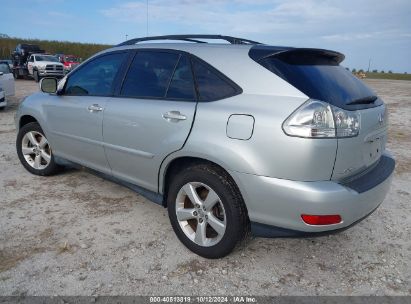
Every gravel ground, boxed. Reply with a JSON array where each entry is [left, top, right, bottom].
[[0, 79, 410, 296]]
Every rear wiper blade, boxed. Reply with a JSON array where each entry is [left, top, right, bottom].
[[347, 95, 378, 105]]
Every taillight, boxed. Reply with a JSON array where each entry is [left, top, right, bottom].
[[301, 214, 342, 225], [283, 99, 360, 138]]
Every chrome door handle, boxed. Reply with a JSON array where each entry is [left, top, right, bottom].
[[162, 111, 187, 122], [88, 104, 103, 112]]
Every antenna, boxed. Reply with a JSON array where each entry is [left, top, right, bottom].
[[146, 0, 149, 36]]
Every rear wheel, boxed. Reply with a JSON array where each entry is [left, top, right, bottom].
[[16, 122, 61, 176], [167, 164, 249, 258]]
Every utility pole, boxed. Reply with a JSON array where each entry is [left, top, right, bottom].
[[125, 34, 128, 41], [367, 58, 371, 73]]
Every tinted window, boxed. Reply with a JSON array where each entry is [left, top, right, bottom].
[[192, 58, 237, 101], [259, 56, 380, 110], [121, 51, 179, 98], [65, 52, 126, 96], [166, 55, 196, 100]]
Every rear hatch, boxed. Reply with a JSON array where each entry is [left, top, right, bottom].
[[249, 46, 387, 181]]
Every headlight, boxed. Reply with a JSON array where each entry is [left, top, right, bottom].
[[283, 99, 360, 138], [38, 66, 46, 71]]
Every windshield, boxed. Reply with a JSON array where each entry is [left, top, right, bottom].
[[35, 55, 59, 62], [0, 63, 11, 74], [65, 56, 80, 62]]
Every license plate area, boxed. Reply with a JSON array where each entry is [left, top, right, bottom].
[[363, 134, 385, 167]]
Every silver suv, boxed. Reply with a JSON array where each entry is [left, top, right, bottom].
[[15, 35, 395, 258]]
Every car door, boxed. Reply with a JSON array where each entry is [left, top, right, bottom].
[[44, 51, 129, 174], [103, 50, 197, 192], [0, 64, 15, 96]]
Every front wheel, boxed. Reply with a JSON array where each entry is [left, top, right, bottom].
[[167, 164, 249, 258], [33, 70, 40, 82], [16, 122, 61, 176]]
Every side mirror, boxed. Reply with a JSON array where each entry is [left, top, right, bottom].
[[40, 77, 57, 94], [0, 72, 3, 76]]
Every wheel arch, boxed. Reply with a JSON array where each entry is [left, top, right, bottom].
[[19, 115, 39, 129], [160, 155, 245, 209]]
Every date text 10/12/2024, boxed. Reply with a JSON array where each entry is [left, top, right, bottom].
[[149, 296, 257, 303]]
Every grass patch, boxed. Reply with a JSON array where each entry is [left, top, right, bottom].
[[365, 72, 411, 81]]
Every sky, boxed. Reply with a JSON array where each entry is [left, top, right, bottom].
[[1, 0, 410, 72]]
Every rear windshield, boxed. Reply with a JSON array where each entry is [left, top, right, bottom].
[[258, 56, 381, 110]]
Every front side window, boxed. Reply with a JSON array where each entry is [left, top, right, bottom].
[[191, 58, 239, 101], [65, 52, 127, 96], [121, 51, 179, 98]]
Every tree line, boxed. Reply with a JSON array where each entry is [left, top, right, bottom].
[[0, 37, 111, 60]]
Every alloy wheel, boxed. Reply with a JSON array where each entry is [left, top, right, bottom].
[[21, 131, 51, 170], [175, 182, 226, 247]]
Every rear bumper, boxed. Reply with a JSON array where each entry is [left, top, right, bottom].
[[230, 153, 395, 236]]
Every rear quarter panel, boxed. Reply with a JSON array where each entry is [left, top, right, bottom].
[[160, 93, 338, 194]]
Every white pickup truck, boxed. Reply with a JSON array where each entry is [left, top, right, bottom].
[[27, 54, 65, 82], [0, 63, 15, 110], [0, 62, 15, 109]]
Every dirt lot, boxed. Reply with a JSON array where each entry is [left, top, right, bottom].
[[0, 79, 410, 296]]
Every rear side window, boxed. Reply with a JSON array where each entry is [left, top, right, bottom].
[[121, 51, 179, 98], [166, 55, 196, 100], [191, 58, 240, 101], [256, 52, 380, 110], [65, 52, 126, 96]]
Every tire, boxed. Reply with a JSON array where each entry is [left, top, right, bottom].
[[167, 164, 249, 258], [33, 70, 39, 82], [16, 122, 62, 176], [13, 70, 21, 80]]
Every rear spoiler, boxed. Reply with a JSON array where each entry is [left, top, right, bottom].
[[249, 45, 345, 65]]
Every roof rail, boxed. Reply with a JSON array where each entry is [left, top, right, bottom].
[[116, 34, 262, 46]]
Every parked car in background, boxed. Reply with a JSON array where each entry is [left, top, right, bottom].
[[26, 54, 64, 82], [0, 59, 13, 70], [55, 54, 81, 73], [15, 35, 395, 258], [0, 62, 15, 108]]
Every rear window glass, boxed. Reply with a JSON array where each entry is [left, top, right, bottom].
[[192, 58, 239, 101], [166, 55, 196, 100], [259, 57, 380, 110]]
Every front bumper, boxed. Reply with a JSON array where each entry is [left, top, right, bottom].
[[230, 153, 395, 236]]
